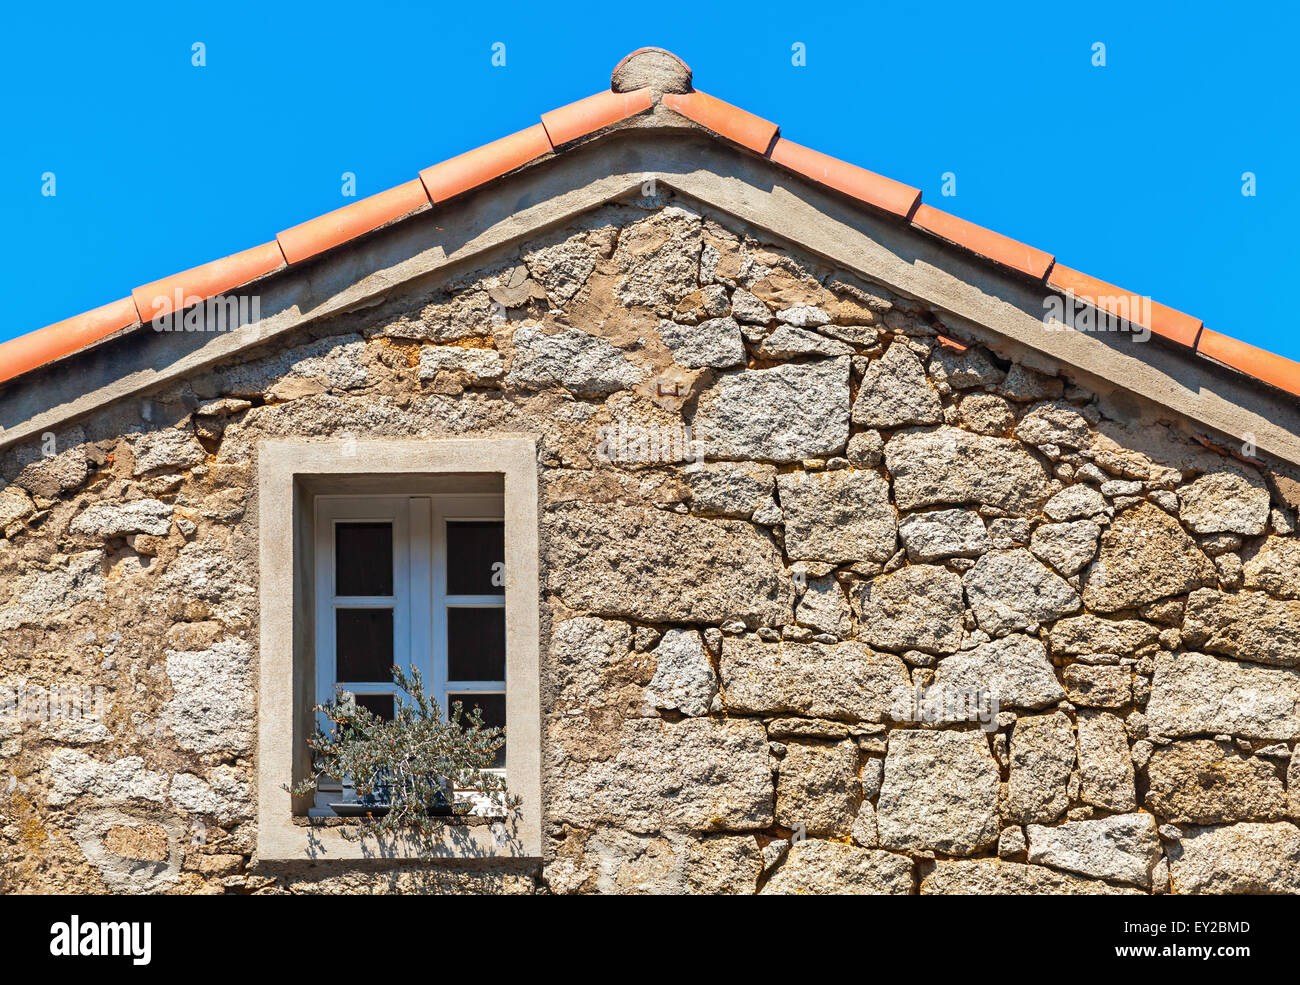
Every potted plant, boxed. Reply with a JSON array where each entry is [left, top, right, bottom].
[[287, 665, 514, 839]]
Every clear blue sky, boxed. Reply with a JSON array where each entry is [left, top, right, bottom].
[[3, 1, 1296, 357]]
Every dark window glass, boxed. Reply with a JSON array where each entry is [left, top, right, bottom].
[[446, 521, 504, 596], [355, 694, 395, 721], [335, 522, 393, 597], [449, 692, 506, 768], [336, 608, 394, 682], [447, 607, 505, 682]]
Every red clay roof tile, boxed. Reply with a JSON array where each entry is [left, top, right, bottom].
[[541, 88, 654, 146], [661, 90, 778, 154], [0, 296, 139, 385], [912, 204, 1053, 280], [1, 47, 1282, 410], [769, 138, 920, 218], [935, 334, 969, 352], [1047, 263, 1203, 348], [277, 181, 429, 265], [132, 241, 287, 323], [419, 124, 553, 204], [1197, 328, 1300, 398]]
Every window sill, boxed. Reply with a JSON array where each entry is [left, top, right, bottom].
[[294, 813, 497, 828]]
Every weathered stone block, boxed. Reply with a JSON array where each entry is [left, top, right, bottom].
[[1178, 469, 1270, 536], [1048, 614, 1159, 657], [775, 739, 860, 837], [684, 461, 776, 518], [70, 499, 173, 538], [1076, 711, 1136, 812], [48, 753, 167, 807], [963, 549, 1080, 636], [657, 317, 746, 369], [643, 628, 716, 717], [877, 730, 1000, 855], [1063, 664, 1132, 708], [614, 208, 701, 312], [163, 639, 254, 754], [546, 504, 793, 626], [507, 325, 646, 396], [897, 508, 989, 562], [921, 859, 1141, 895], [885, 427, 1052, 517], [1026, 813, 1161, 888], [552, 718, 774, 834], [1181, 588, 1300, 666], [1029, 520, 1100, 577], [1144, 739, 1285, 823], [1014, 401, 1092, 449], [720, 637, 908, 722], [418, 345, 503, 383], [777, 469, 895, 563], [551, 617, 637, 709], [1167, 822, 1300, 894], [1082, 503, 1215, 612], [0, 550, 104, 630], [1146, 652, 1300, 741], [794, 575, 852, 637], [1242, 536, 1300, 599], [928, 635, 1065, 715], [860, 564, 965, 655], [130, 429, 206, 475], [694, 358, 851, 462], [851, 343, 941, 428], [1007, 711, 1074, 824], [760, 839, 913, 895]]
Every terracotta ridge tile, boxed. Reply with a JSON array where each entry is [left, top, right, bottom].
[[1197, 328, 1300, 398], [1047, 263, 1202, 348], [0, 297, 139, 385], [277, 180, 430, 266], [661, 90, 779, 155], [541, 88, 654, 147], [419, 124, 553, 204], [132, 241, 287, 324], [912, 203, 1053, 280], [768, 137, 920, 218]]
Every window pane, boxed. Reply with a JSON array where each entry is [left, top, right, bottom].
[[336, 608, 394, 682], [335, 522, 393, 597], [446, 521, 504, 595], [447, 607, 505, 682], [355, 694, 395, 721], [449, 692, 506, 768]]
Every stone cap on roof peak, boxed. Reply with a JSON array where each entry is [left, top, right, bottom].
[[611, 47, 692, 94]]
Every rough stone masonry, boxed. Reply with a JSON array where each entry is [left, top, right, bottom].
[[3, 199, 1300, 894]]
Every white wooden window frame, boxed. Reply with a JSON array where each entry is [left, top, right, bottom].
[[430, 495, 507, 755], [314, 496, 418, 729], [311, 493, 506, 813]]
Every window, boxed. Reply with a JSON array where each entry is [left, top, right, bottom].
[[311, 495, 507, 814], [256, 437, 541, 861]]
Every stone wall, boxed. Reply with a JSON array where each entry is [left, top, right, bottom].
[[3, 199, 1300, 893]]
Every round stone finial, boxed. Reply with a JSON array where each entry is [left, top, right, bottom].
[[611, 47, 692, 94]]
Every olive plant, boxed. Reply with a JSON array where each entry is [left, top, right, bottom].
[[287, 665, 515, 840]]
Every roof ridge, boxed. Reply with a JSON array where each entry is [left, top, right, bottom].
[[1, 47, 1295, 401]]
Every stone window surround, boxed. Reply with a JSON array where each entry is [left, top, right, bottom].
[[256, 436, 542, 861]]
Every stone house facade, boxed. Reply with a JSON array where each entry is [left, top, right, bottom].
[[4, 49, 1300, 894]]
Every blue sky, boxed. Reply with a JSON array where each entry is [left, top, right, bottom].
[[3, 1, 1296, 357]]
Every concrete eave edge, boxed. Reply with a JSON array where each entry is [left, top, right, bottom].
[[1, 127, 1298, 470]]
